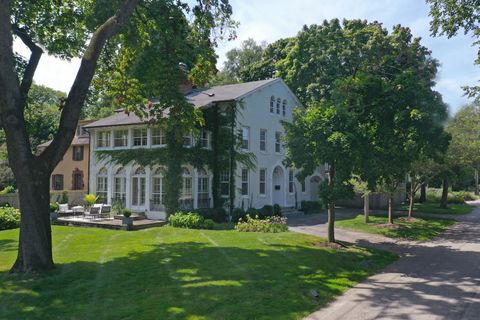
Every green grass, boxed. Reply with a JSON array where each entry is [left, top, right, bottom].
[[0, 226, 397, 320], [397, 201, 474, 215], [336, 214, 455, 240]]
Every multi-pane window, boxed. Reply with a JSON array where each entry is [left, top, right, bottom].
[[197, 169, 209, 207], [260, 129, 267, 152], [114, 129, 128, 147], [241, 126, 249, 150], [275, 132, 282, 153], [151, 168, 165, 208], [52, 174, 64, 190], [96, 168, 108, 202], [183, 133, 192, 147], [259, 168, 266, 195], [199, 129, 210, 149], [220, 170, 230, 196], [282, 99, 287, 117], [96, 131, 110, 148], [241, 168, 249, 196], [270, 96, 275, 113], [133, 128, 147, 146], [72, 146, 84, 161], [276, 98, 281, 114], [72, 170, 83, 190], [181, 168, 192, 199], [289, 170, 294, 193], [113, 167, 126, 202], [151, 127, 166, 146]]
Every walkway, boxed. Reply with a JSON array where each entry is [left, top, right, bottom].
[[288, 202, 480, 320]]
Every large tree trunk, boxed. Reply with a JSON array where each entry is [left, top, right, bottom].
[[364, 193, 369, 223], [419, 183, 427, 202], [10, 167, 53, 272], [327, 163, 335, 243], [388, 193, 394, 224], [440, 177, 449, 208], [475, 169, 479, 196]]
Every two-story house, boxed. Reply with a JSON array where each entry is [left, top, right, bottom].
[[39, 120, 94, 201], [85, 79, 325, 220]]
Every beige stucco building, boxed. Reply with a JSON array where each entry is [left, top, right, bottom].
[[39, 120, 93, 200]]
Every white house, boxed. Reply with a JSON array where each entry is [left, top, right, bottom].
[[85, 78, 325, 220]]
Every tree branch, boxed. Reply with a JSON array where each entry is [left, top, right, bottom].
[[40, 0, 140, 169], [11, 25, 43, 110]]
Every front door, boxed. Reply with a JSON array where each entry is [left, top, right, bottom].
[[272, 166, 285, 206]]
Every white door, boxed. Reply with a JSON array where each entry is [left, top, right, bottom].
[[272, 166, 285, 206], [131, 167, 146, 211]]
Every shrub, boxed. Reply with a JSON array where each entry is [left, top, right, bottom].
[[0, 185, 15, 194], [169, 212, 204, 229], [50, 202, 59, 213], [0, 206, 20, 230], [122, 208, 132, 218], [273, 204, 281, 216], [231, 207, 246, 222], [84, 194, 98, 206], [235, 215, 288, 233], [60, 191, 69, 204], [203, 219, 215, 230], [246, 207, 257, 217], [301, 201, 323, 214], [193, 207, 227, 223]]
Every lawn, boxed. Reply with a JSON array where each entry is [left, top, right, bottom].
[[336, 214, 455, 240], [397, 201, 474, 215], [0, 226, 397, 320]]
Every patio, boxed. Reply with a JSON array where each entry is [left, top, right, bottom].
[[54, 215, 166, 231]]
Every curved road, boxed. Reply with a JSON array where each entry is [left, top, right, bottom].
[[288, 202, 480, 320]]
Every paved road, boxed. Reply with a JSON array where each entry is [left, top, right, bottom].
[[288, 202, 480, 320]]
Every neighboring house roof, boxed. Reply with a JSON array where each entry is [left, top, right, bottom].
[[84, 78, 289, 129], [38, 135, 89, 148]]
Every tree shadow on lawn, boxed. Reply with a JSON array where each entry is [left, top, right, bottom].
[[0, 241, 394, 320], [0, 239, 17, 253]]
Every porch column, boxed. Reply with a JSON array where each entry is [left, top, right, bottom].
[[193, 168, 198, 209], [107, 165, 113, 204], [145, 166, 151, 213], [125, 165, 132, 209]]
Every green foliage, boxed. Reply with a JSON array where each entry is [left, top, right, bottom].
[[192, 208, 227, 223], [0, 206, 20, 230], [0, 161, 15, 190], [398, 201, 474, 215], [0, 185, 15, 194], [428, 0, 480, 99], [49, 202, 59, 213], [222, 38, 266, 81], [168, 212, 205, 229], [84, 194, 98, 206], [59, 191, 69, 204], [202, 218, 215, 230], [122, 208, 132, 218], [235, 215, 288, 233], [231, 207, 246, 223], [422, 188, 479, 204], [300, 201, 323, 214]]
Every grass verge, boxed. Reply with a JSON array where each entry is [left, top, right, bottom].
[[397, 201, 474, 215], [336, 214, 455, 240]]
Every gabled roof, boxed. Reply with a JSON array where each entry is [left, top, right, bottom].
[[84, 78, 290, 129]]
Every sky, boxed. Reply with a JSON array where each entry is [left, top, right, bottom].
[[17, 0, 479, 114]]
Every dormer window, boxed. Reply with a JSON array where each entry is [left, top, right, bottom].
[[270, 96, 275, 113]]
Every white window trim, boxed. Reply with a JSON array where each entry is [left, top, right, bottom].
[[259, 168, 267, 197], [132, 127, 148, 148], [260, 129, 267, 153], [241, 168, 249, 198]]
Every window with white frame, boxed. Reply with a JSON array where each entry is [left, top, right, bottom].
[[199, 129, 210, 149], [197, 168, 210, 206], [220, 170, 230, 196], [113, 167, 126, 202], [270, 96, 275, 113], [282, 99, 287, 117], [241, 126, 249, 150], [151, 127, 166, 146], [96, 131, 110, 148], [276, 98, 281, 114], [151, 167, 165, 208], [113, 129, 128, 147], [260, 129, 267, 152], [181, 168, 192, 199], [259, 168, 266, 195], [289, 169, 294, 193], [241, 168, 249, 196], [96, 168, 108, 202], [183, 133, 192, 147], [132, 128, 147, 146], [275, 132, 282, 153]]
